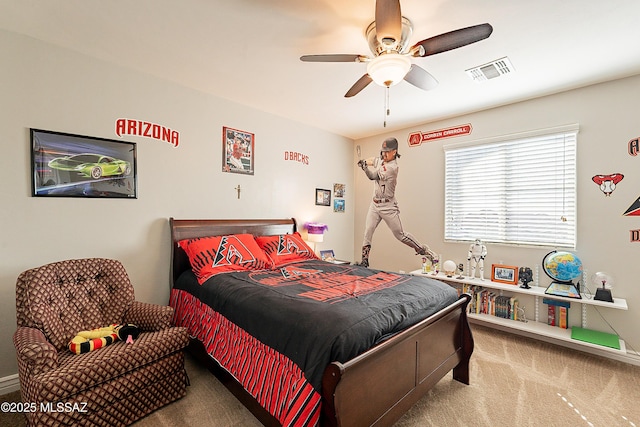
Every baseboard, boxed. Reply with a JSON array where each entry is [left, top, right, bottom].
[[474, 322, 640, 366], [561, 341, 640, 366], [0, 374, 20, 395]]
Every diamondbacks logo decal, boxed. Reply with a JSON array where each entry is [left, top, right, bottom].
[[592, 173, 623, 197], [623, 196, 640, 217]]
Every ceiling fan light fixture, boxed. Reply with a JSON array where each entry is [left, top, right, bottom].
[[367, 53, 411, 87]]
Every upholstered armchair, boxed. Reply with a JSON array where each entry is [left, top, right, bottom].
[[13, 258, 190, 427]]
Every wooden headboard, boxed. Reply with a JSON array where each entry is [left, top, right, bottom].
[[169, 217, 297, 287]]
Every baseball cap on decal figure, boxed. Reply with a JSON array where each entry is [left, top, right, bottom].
[[380, 137, 401, 157]]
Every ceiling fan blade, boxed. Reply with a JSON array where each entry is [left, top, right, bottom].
[[300, 54, 365, 63], [404, 65, 438, 91], [345, 74, 373, 98], [375, 0, 402, 47], [412, 23, 493, 57]]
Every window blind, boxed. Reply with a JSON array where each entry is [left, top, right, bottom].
[[444, 126, 577, 248]]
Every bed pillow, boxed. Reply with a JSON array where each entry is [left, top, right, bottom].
[[255, 232, 319, 267], [178, 234, 273, 284]]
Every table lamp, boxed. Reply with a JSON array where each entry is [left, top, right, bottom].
[[304, 222, 327, 253]]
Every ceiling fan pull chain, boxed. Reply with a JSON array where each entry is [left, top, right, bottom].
[[384, 86, 390, 127]]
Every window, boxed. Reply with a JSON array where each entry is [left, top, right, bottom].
[[444, 125, 578, 248]]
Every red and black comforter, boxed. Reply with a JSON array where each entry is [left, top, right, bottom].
[[170, 260, 457, 426]]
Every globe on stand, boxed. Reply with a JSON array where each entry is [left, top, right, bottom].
[[542, 251, 583, 299]]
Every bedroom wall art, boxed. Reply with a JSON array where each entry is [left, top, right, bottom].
[[315, 188, 331, 206], [623, 197, 640, 216], [115, 118, 179, 147], [284, 150, 309, 165], [222, 126, 254, 175], [333, 183, 346, 212], [407, 123, 473, 147], [625, 136, 639, 240], [592, 173, 624, 196], [31, 128, 137, 199], [628, 136, 639, 156]]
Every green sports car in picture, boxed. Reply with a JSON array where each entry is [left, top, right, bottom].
[[48, 153, 132, 180]]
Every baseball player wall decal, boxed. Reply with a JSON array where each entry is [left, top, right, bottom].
[[356, 137, 438, 268]]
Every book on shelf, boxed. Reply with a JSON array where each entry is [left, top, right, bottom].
[[543, 297, 570, 329], [447, 282, 518, 321], [510, 296, 519, 321], [559, 306, 568, 329]]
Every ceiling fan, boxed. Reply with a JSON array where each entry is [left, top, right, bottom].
[[300, 0, 493, 98]]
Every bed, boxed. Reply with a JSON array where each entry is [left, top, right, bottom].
[[169, 217, 474, 427]]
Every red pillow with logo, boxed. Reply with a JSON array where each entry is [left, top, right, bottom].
[[178, 234, 273, 284], [255, 232, 319, 267]]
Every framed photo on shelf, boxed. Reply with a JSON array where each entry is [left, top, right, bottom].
[[319, 250, 335, 261], [30, 128, 137, 199], [222, 126, 254, 175], [491, 264, 519, 285], [315, 188, 331, 206]]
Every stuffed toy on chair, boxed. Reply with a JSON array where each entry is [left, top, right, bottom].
[[68, 323, 140, 354], [114, 323, 140, 344]]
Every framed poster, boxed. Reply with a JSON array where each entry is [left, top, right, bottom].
[[315, 188, 331, 206], [31, 128, 137, 198], [222, 126, 254, 175]]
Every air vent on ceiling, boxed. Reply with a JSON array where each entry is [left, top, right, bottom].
[[466, 57, 514, 82]]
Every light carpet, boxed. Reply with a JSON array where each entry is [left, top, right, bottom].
[[2, 325, 639, 426]]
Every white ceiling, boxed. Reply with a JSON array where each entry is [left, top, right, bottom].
[[2, 0, 639, 140]]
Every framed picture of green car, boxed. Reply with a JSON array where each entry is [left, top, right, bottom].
[[30, 128, 138, 198]]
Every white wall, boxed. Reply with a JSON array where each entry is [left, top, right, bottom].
[[3, 27, 639, 381], [354, 74, 640, 355], [0, 30, 354, 377]]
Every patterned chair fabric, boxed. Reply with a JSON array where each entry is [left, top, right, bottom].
[[13, 258, 190, 426]]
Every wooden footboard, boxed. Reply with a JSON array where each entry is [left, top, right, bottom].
[[321, 293, 473, 427]]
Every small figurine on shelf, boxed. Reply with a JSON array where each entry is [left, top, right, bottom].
[[518, 266, 533, 289], [456, 263, 465, 279], [467, 238, 487, 280], [431, 256, 440, 275], [421, 256, 430, 274]]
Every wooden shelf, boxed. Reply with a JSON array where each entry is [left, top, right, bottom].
[[408, 270, 628, 356], [409, 270, 627, 310]]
